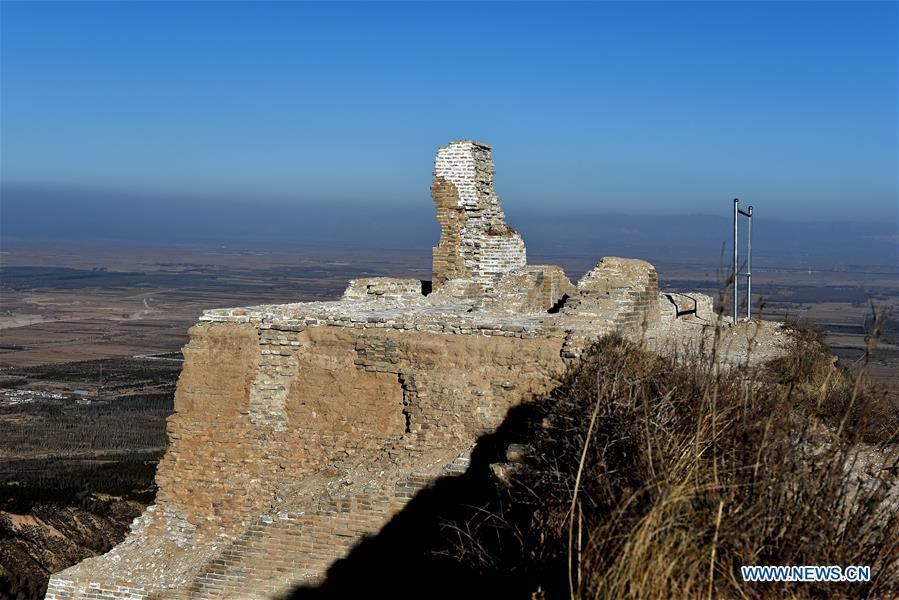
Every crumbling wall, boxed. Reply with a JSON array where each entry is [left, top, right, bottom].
[[566, 257, 660, 327], [342, 277, 425, 302], [151, 323, 414, 537], [46, 140, 774, 600], [47, 320, 567, 600], [431, 141, 526, 289], [660, 291, 715, 323], [478, 265, 576, 314]]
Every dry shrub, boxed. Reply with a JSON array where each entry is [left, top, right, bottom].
[[763, 320, 898, 445], [488, 331, 898, 599]]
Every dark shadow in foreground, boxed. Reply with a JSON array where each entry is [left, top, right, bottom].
[[287, 402, 561, 600]]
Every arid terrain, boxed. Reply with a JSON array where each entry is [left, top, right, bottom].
[[0, 241, 438, 598], [0, 240, 437, 367], [1, 239, 897, 599], [0, 357, 174, 599]]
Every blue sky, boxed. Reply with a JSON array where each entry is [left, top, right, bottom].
[[2, 1, 897, 224]]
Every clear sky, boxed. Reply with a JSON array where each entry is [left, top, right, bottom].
[[2, 1, 897, 224]]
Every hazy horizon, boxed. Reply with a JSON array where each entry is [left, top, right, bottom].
[[3, 181, 896, 272], [2, 1, 897, 225]]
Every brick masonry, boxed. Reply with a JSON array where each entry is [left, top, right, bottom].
[[431, 141, 527, 290], [46, 141, 785, 600]]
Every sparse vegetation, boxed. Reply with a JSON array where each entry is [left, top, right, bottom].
[[0, 358, 176, 600], [438, 329, 898, 599], [0, 457, 156, 600]]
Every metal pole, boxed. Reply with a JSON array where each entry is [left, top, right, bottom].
[[733, 198, 739, 322], [747, 205, 753, 321]]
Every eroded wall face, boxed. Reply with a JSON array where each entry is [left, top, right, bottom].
[[156, 323, 421, 537], [431, 177, 471, 286], [155, 323, 268, 535], [45, 140, 703, 600], [47, 320, 568, 599], [161, 323, 540, 537], [431, 141, 526, 289]]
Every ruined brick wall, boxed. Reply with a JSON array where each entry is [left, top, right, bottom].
[[555, 257, 661, 358], [431, 141, 526, 290], [47, 316, 568, 600], [478, 265, 577, 314], [566, 257, 660, 328], [153, 324, 417, 537], [46, 140, 756, 600], [341, 277, 425, 302]]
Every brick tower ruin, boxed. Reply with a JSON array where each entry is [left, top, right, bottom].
[[431, 141, 526, 290]]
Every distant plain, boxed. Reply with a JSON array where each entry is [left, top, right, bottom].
[[2, 236, 896, 383]]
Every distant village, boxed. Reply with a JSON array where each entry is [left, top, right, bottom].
[[0, 387, 106, 406]]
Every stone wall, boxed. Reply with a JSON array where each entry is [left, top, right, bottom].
[[477, 265, 577, 314], [47, 318, 567, 600], [661, 291, 715, 322], [573, 256, 660, 329], [341, 278, 425, 302]]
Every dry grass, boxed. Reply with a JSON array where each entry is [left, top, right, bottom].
[[449, 326, 898, 599], [764, 319, 898, 446]]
